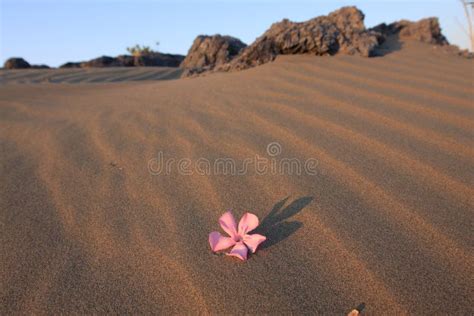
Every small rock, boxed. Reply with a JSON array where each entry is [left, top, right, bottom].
[[371, 18, 448, 45], [134, 52, 185, 67], [81, 56, 121, 68], [59, 62, 83, 68], [31, 64, 50, 69], [180, 35, 247, 76], [110, 161, 123, 170], [3, 57, 31, 69]]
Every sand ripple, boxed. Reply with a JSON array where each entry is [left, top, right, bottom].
[[1, 42, 473, 314]]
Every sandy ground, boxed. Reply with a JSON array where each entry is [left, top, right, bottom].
[[1, 40, 473, 314], [0, 66, 182, 84]]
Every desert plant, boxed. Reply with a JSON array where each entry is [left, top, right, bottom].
[[126, 44, 151, 56], [126, 42, 160, 56]]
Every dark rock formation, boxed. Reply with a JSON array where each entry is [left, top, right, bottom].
[[224, 6, 380, 72], [81, 56, 121, 68], [371, 18, 473, 58], [59, 53, 185, 69], [180, 35, 247, 76], [134, 52, 185, 67], [59, 62, 83, 69], [31, 64, 50, 69], [3, 58, 50, 69], [3, 58, 31, 69], [371, 18, 448, 45], [181, 6, 381, 77], [117, 55, 135, 67]]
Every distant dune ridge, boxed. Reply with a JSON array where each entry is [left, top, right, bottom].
[[0, 67, 183, 84]]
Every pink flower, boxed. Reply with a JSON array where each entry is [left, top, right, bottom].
[[209, 211, 267, 261]]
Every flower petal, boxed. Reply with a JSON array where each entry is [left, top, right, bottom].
[[227, 242, 248, 261], [243, 233, 266, 253], [238, 212, 259, 235], [209, 231, 236, 252], [219, 211, 237, 239]]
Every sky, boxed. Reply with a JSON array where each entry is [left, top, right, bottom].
[[0, 0, 469, 67]]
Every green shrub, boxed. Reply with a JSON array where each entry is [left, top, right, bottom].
[[126, 42, 160, 56]]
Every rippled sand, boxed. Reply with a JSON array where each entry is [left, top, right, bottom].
[[1, 40, 473, 314], [0, 66, 182, 84]]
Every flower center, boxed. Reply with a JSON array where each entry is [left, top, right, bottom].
[[235, 235, 243, 242]]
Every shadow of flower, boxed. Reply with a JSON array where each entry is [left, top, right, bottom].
[[255, 196, 313, 250]]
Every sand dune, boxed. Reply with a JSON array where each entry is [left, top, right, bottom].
[[1, 40, 473, 314], [0, 66, 182, 84]]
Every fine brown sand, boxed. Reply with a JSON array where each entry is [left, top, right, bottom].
[[0, 66, 182, 84], [1, 40, 473, 314]]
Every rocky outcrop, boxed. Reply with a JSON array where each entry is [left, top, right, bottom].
[[180, 6, 380, 76], [134, 52, 185, 67], [371, 18, 448, 45], [180, 35, 247, 76], [3, 58, 51, 69], [31, 64, 50, 69], [180, 7, 471, 78], [59, 62, 82, 68], [59, 53, 185, 69], [223, 6, 379, 72], [116, 55, 135, 67], [371, 18, 473, 58], [4, 58, 31, 69], [81, 56, 121, 68]]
